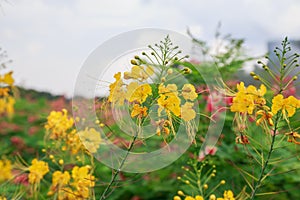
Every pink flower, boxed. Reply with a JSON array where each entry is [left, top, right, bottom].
[[10, 136, 25, 148], [198, 146, 218, 161], [13, 172, 29, 186]]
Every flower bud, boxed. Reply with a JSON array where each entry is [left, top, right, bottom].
[[100, 123, 105, 127], [173, 196, 181, 200], [177, 191, 184, 196], [59, 159, 64, 165], [253, 76, 260, 80], [167, 69, 173, 74], [250, 72, 256, 76], [209, 194, 216, 200]]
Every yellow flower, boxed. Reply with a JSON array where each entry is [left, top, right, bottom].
[[108, 72, 125, 104], [45, 109, 74, 140], [126, 82, 152, 103], [247, 84, 267, 98], [209, 194, 216, 200], [6, 96, 15, 117], [66, 129, 84, 154], [131, 104, 148, 118], [174, 196, 182, 200], [157, 84, 181, 117], [182, 84, 198, 101], [181, 102, 196, 121], [0, 96, 15, 117], [286, 131, 300, 145], [217, 190, 235, 200], [0, 88, 10, 97], [28, 159, 49, 184], [0, 71, 14, 86], [159, 83, 178, 96], [256, 109, 274, 126], [0, 159, 12, 182], [71, 165, 95, 198], [230, 82, 267, 114], [185, 196, 195, 200], [124, 65, 154, 80], [272, 94, 300, 117], [195, 196, 204, 200], [230, 93, 255, 114], [78, 128, 101, 153], [48, 171, 71, 196]]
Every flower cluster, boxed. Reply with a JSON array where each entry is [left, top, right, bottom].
[[47, 165, 95, 199], [77, 128, 101, 153], [107, 46, 199, 138], [230, 82, 267, 115], [226, 37, 300, 199], [44, 109, 85, 154], [45, 109, 75, 140], [230, 81, 300, 145]]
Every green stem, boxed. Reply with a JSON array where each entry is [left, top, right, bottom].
[[250, 115, 279, 199], [99, 134, 137, 200]]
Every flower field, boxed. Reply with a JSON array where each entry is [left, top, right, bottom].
[[1, 33, 300, 200]]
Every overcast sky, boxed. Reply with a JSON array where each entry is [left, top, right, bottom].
[[1, 0, 300, 97]]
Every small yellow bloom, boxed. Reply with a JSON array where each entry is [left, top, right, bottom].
[[0, 88, 10, 96], [0, 96, 15, 117], [256, 109, 274, 126], [78, 128, 101, 153], [217, 190, 235, 200], [230, 82, 267, 114], [195, 196, 204, 200], [28, 159, 49, 184], [185, 196, 195, 200], [157, 84, 181, 117], [0, 159, 12, 182], [286, 131, 300, 145], [181, 102, 196, 121], [209, 194, 216, 200], [124, 65, 154, 80], [174, 196, 182, 200], [272, 94, 300, 117], [59, 159, 64, 165], [71, 165, 95, 198], [48, 171, 72, 198], [182, 84, 198, 101], [108, 72, 125, 104], [45, 109, 74, 140], [126, 82, 152, 104], [131, 104, 148, 118], [0, 71, 14, 86]]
